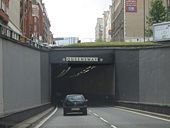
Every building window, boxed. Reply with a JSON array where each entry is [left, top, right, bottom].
[[2, 2, 5, 11], [34, 25, 37, 32], [34, 17, 37, 23], [0, 0, 1, 8], [0, 0, 9, 14]]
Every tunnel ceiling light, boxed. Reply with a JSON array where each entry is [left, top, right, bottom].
[[69, 65, 96, 79], [69, 72, 80, 78], [80, 71, 84, 74], [91, 66, 96, 69], [57, 67, 71, 78], [56, 69, 66, 78], [86, 66, 92, 70], [83, 69, 87, 72], [84, 70, 90, 73]]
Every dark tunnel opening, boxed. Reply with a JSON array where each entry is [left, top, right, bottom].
[[51, 63, 115, 106]]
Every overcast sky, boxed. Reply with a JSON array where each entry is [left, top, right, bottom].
[[42, 0, 111, 41]]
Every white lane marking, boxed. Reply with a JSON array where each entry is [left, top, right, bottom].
[[34, 107, 58, 128], [89, 109, 118, 128], [89, 110, 100, 117], [111, 125, 118, 128], [94, 113, 99, 117], [114, 107, 170, 122], [100, 117, 109, 123]]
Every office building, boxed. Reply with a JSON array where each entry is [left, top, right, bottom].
[[111, 0, 169, 42], [95, 18, 103, 42]]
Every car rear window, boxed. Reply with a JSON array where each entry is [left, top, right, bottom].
[[67, 95, 84, 101]]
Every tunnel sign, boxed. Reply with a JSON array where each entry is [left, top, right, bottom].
[[62, 57, 103, 62]]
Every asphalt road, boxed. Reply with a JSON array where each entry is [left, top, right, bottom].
[[39, 107, 170, 128]]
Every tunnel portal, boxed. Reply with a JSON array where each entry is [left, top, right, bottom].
[[50, 49, 115, 106]]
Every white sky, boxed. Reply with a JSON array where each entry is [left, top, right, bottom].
[[42, 0, 111, 41]]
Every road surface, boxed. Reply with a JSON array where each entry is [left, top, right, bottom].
[[39, 107, 170, 128]]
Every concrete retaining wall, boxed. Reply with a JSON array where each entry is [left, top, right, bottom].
[[139, 48, 170, 105], [3, 40, 41, 114], [1, 36, 170, 116], [115, 50, 139, 102], [0, 38, 4, 116], [40, 52, 50, 103], [0, 38, 50, 116], [115, 48, 170, 106]]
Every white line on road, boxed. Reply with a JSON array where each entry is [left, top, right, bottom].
[[111, 125, 118, 128], [114, 107, 170, 122], [100, 117, 109, 123], [89, 110, 118, 128], [94, 113, 100, 117], [34, 107, 58, 128]]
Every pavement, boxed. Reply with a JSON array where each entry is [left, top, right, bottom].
[[12, 107, 54, 128]]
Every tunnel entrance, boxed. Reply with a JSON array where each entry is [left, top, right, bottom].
[[51, 63, 115, 106]]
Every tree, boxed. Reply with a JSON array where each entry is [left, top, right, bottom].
[[146, 0, 167, 37], [167, 6, 170, 21]]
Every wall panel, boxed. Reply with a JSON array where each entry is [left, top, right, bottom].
[[115, 50, 139, 101], [40, 52, 50, 103], [0, 38, 4, 115], [3, 40, 41, 113], [139, 48, 170, 105]]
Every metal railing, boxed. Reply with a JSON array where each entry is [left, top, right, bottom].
[[0, 23, 47, 49]]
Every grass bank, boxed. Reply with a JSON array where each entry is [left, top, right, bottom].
[[65, 42, 159, 47]]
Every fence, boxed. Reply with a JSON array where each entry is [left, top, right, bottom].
[[0, 23, 47, 49]]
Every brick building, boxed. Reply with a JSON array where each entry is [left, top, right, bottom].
[[32, 3, 44, 42], [32, 3, 39, 41], [20, 0, 52, 43], [36, 0, 44, 42], [43, 3, 53, 44], [31, 0, 44, 42], [0, 0, 9, 25], [20, 0, 33, 38]]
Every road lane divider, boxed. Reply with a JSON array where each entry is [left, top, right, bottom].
[[88, 110, 118, 128], [33, 107, 58, 128]]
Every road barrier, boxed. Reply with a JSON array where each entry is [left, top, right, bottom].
[[117, 101, 170, 115], [0, 104, 52, 128]]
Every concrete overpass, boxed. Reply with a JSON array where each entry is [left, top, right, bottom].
[[0, 32, 170, 126]]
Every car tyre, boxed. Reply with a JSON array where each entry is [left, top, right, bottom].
[[83, 109, 87, 115], [63, 109, 67, 116]]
